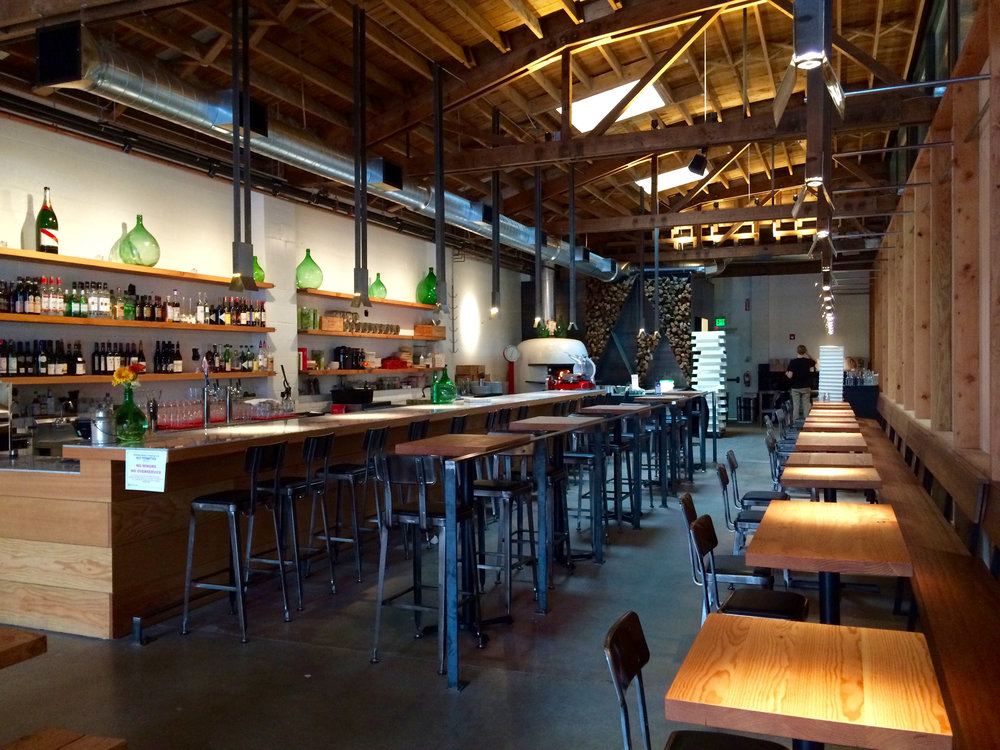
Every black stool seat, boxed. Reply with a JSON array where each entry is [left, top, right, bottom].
[[667, 730, 786, 750], [473, 478, 535, 495], [740, 489, 789, 506], [720, 588, 810, 620]]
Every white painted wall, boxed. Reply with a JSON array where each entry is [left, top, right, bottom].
[[712, 273, 870, 397], [0, 117, 523, 410]]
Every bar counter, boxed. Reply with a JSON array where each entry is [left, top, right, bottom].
[[0, 390, 599, 639]]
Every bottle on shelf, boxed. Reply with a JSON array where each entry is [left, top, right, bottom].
[[173, 341, 183, 373], [74, 341, 86, 376], [36, 187, 59, 254]]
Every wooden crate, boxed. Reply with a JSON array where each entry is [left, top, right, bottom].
[[319, 316, 345, 332], [414, 324, 446, 340]]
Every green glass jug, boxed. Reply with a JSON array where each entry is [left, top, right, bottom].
[[368, 272, 387, 299], [253, 255, 265, 283], [126, 214, 160, 267], [295, 247, 323, 289], [416, 267, 437, 305]]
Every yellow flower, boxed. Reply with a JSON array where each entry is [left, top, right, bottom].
[[111, 362, 146, 387]]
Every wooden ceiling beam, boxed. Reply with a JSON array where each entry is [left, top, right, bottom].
[[589, 10, 720, 137], [571, 58, 593, 90], [119, 16, 349, 128], [311, 0, 431, 80], [598, 44, 625, 80], [382, 0, 472, 68], [753, 141, 772, 179], [557, 0, 583, 25], [714, 14, 751, 116], [869, 0, 884, 88], [501, 0, 543, 39], [832, 156, 883, 188], [636, 37, 694, 126], [0, 0, 202, 42], [441, 0, 510, 53], [504, 155, 652, 215], [767, 0, 906, 86], [406, 93, 938, 175], [368, 0, 753, 144], [530, 72, 562, 105], [670, 144, 750, 212], [752, 4, 779, 97], [662, 240, 815, 262]]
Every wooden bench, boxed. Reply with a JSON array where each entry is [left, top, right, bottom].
[[0, 626, 46, 671], [1, 729, 126, 750], [862, 419, 1000, 749]]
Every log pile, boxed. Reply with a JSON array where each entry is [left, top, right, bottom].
[[584, 275, 635, 361], [646, 276, 693, 379], [635, 330, 660, 384]]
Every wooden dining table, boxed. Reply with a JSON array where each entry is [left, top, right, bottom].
[[795, 430, 868, 453], [395, 431, 531, 689], [800, 420, 862, 433], [784, 451, 875, 468], [665, 613, 952, 750], [745, 501, 909, 624], [779, 464, 882, 502], [0, 626, 46, 670]]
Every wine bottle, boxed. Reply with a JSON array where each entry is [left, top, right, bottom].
[[75, 341, 86, 376], [173, 341, 183, 373], [36, 186, 59, 254]]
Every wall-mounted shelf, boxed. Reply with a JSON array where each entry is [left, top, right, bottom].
[[0, 370, 274, 386], [297, 328, 444, 341], [0, 312, 275, 334], [0, 247, 275, 289], [300, 367, 441, 376], [296, 288, 435, 310]]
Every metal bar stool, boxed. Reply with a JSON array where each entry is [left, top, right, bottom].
[[370, 452, 481, 674], [312, 426, 387, 584], [181, 440, 288, 642], [277, 432, 336, 602]]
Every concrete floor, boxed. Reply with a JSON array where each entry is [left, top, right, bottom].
[[0, 424, 903, 749]]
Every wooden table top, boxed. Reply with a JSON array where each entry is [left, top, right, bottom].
[[505, 415, 604, 433], [665, 614, 951, 749], [578, 404, 651, 416], [0, 626, 47, 670], [795, 431, 868, 452], [785, 451, 875, 468], [745, 500, 909, 576], [394, 432, 529, 458], [779, 465, 882, 491], [810, 401, 851, 409], [634, 390, 706, 403], [801, 421, 862, 433]]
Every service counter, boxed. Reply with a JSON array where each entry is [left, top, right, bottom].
[[0, 390, 599, 638]]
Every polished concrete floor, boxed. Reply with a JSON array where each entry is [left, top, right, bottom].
[[0, 424, 903, 749]]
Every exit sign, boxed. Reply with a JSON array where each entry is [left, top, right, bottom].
[[715, 317, 726, 327]]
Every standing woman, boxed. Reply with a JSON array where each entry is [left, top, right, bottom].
[[785, 344, 817, 421]]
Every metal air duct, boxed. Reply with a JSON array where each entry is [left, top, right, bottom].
[[48, 31, 623, 282]]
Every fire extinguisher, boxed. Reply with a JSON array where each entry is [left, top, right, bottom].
[[743, 370, 752, 387]]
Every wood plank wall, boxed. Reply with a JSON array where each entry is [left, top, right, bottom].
[[872, 0, 999, 564]]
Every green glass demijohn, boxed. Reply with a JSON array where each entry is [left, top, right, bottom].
[[126, 214, 160, 267], [109, 222, 134, 263], [416, 267, 437, 305], [252, 255, 265, 283], [431, 366, 456, 404], [368, 272, 387, 299], [114, 384, 147, 445], [295, 247, 323, 289]]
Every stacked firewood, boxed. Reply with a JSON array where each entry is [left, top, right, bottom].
[[584, 275, 635, 361], [645, 276, 693, 379], [635, 329, 661, 384]]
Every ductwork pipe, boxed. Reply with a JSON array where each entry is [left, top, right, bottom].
[[54, 33, 623, 282]]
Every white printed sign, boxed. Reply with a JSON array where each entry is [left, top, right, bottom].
[[125, 449, 167, 492]]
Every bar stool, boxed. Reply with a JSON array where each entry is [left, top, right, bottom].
[[473, 449, 538, 619], [725, 449, 788, 508], [181, 440, 288, 642], [276, 432, 336, 601], [717, 464, 764, 553], [450, 415, 466, 434], [313, 426, 387, 584], [370, 453, 481, 673]]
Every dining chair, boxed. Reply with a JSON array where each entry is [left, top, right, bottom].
[[181, 440, 289, 642], [716, 464, 764, 553], [725, 449, 788, 508], [370, 452, 481, 673], [603, 610, 788, 750], [678, 494, 773, 590], [690, 514, 809, 625]]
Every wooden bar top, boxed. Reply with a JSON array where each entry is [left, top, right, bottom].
[[665, 614, 951, 749], [779, 465, 882, 491], [394, 432, 529, 458], [745, 500, 908, 576], [634, 390, 707, 404], [810, 401, 852, 409], [784, 452, 875, 467], [795, 431, 868, 452], [0, 626, 46, 670]]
